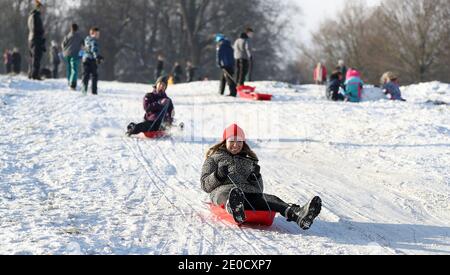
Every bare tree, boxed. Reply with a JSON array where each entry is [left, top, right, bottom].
[[297, 0, 450, 85], [377, 0, 450, 82]]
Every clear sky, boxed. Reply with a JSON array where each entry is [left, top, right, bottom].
[[289, 0, 382, 43]]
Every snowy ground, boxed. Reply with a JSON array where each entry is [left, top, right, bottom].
[[0, 75, 449, 255]]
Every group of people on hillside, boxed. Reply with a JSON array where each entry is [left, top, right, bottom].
[[20, 1, 325, 232], [3, 49, 21, 75], [154, 55, 197, 84], [316, 60, 405, 102], [11, 1, 425, 233], [26, 0, 103, 95], [215, 27, 254, 97]]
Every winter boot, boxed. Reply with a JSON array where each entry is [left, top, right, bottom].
[[226, 188, 246, 225], [126, 123, 137, 136], [285, 196, 322, 230], [82, 85, 88, 95]]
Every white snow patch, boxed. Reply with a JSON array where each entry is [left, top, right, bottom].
[[0, 75, 449, 255]]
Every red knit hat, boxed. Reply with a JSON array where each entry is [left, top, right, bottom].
[[223, 124, 245, 141]]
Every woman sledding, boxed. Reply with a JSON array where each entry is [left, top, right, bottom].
[[201, 124, 322, 230], [126, 76, 175, 136]]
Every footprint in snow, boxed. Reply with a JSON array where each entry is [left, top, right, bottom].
[[164, 165, 177, 176]]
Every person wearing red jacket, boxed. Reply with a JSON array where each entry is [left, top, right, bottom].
[[313, 62, 327, 85], [3, 49, 12, 74]]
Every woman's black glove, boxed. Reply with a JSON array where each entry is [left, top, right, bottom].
[[248, 164, 261, 182], [254, 164, 261, 175], [215, 164, 229, 182]]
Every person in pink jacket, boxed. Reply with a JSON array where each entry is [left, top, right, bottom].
[[313, 62, 327, 85]]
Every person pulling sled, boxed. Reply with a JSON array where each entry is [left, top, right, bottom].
[[201, 124, 322, 230], [216, 34, 237, 97], [126, 76, 175, 136]]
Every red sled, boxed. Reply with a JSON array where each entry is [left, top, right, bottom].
[[142, 131, 167, 139], [237, 85, 272, 101], [209, 203, 276, 226]]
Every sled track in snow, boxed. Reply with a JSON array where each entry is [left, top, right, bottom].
[[120, 137, 225, 254]]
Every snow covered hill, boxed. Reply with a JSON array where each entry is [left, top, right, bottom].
[[0, 75, 449, 255]]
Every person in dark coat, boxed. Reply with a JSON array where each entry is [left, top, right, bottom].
[[82, 27, 103, 95], [216, 34, 237, 97], [3, 49, 12, 74], [154, 54, 165, 82], [337, 60, 348, 82], [27, 0, 46, 80], [49, 40, 60, 78], [201, 124, 322, 229], [326, 71, 345, 101], [172, 62, 183, 84], [11, 48, 21, 74], [126, 76, 175, 136], [185, 61, 196, 83]]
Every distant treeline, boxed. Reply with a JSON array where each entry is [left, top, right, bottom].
[[288, 0, 450, 85], [0, 0, 295, 83]]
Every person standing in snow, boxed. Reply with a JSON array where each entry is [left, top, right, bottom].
[[172, 62, 183, 84], [82, 27, 103, 95], [380, 72, 406, 101], [3, 49, 12, 74], [27, 0, 46, 80], [313, 62, 327, 85], [49, 40, 60, 78], [11, 48, 22, 75], [201, 124, 322, 230], [344, 69, 364, 102], [126, 76, 175, 136], [185, 61, 196, 83], [216, 34, 237, 97], [326, 71, 345, 101], [337, 60, 347, 82], [62, 23, 84, 90], [233, 27, 254, 86], [154, 54, 165, 82]]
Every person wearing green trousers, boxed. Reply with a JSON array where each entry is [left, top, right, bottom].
[[61, 23, 84, 90], [64, 56, 79, 90]]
